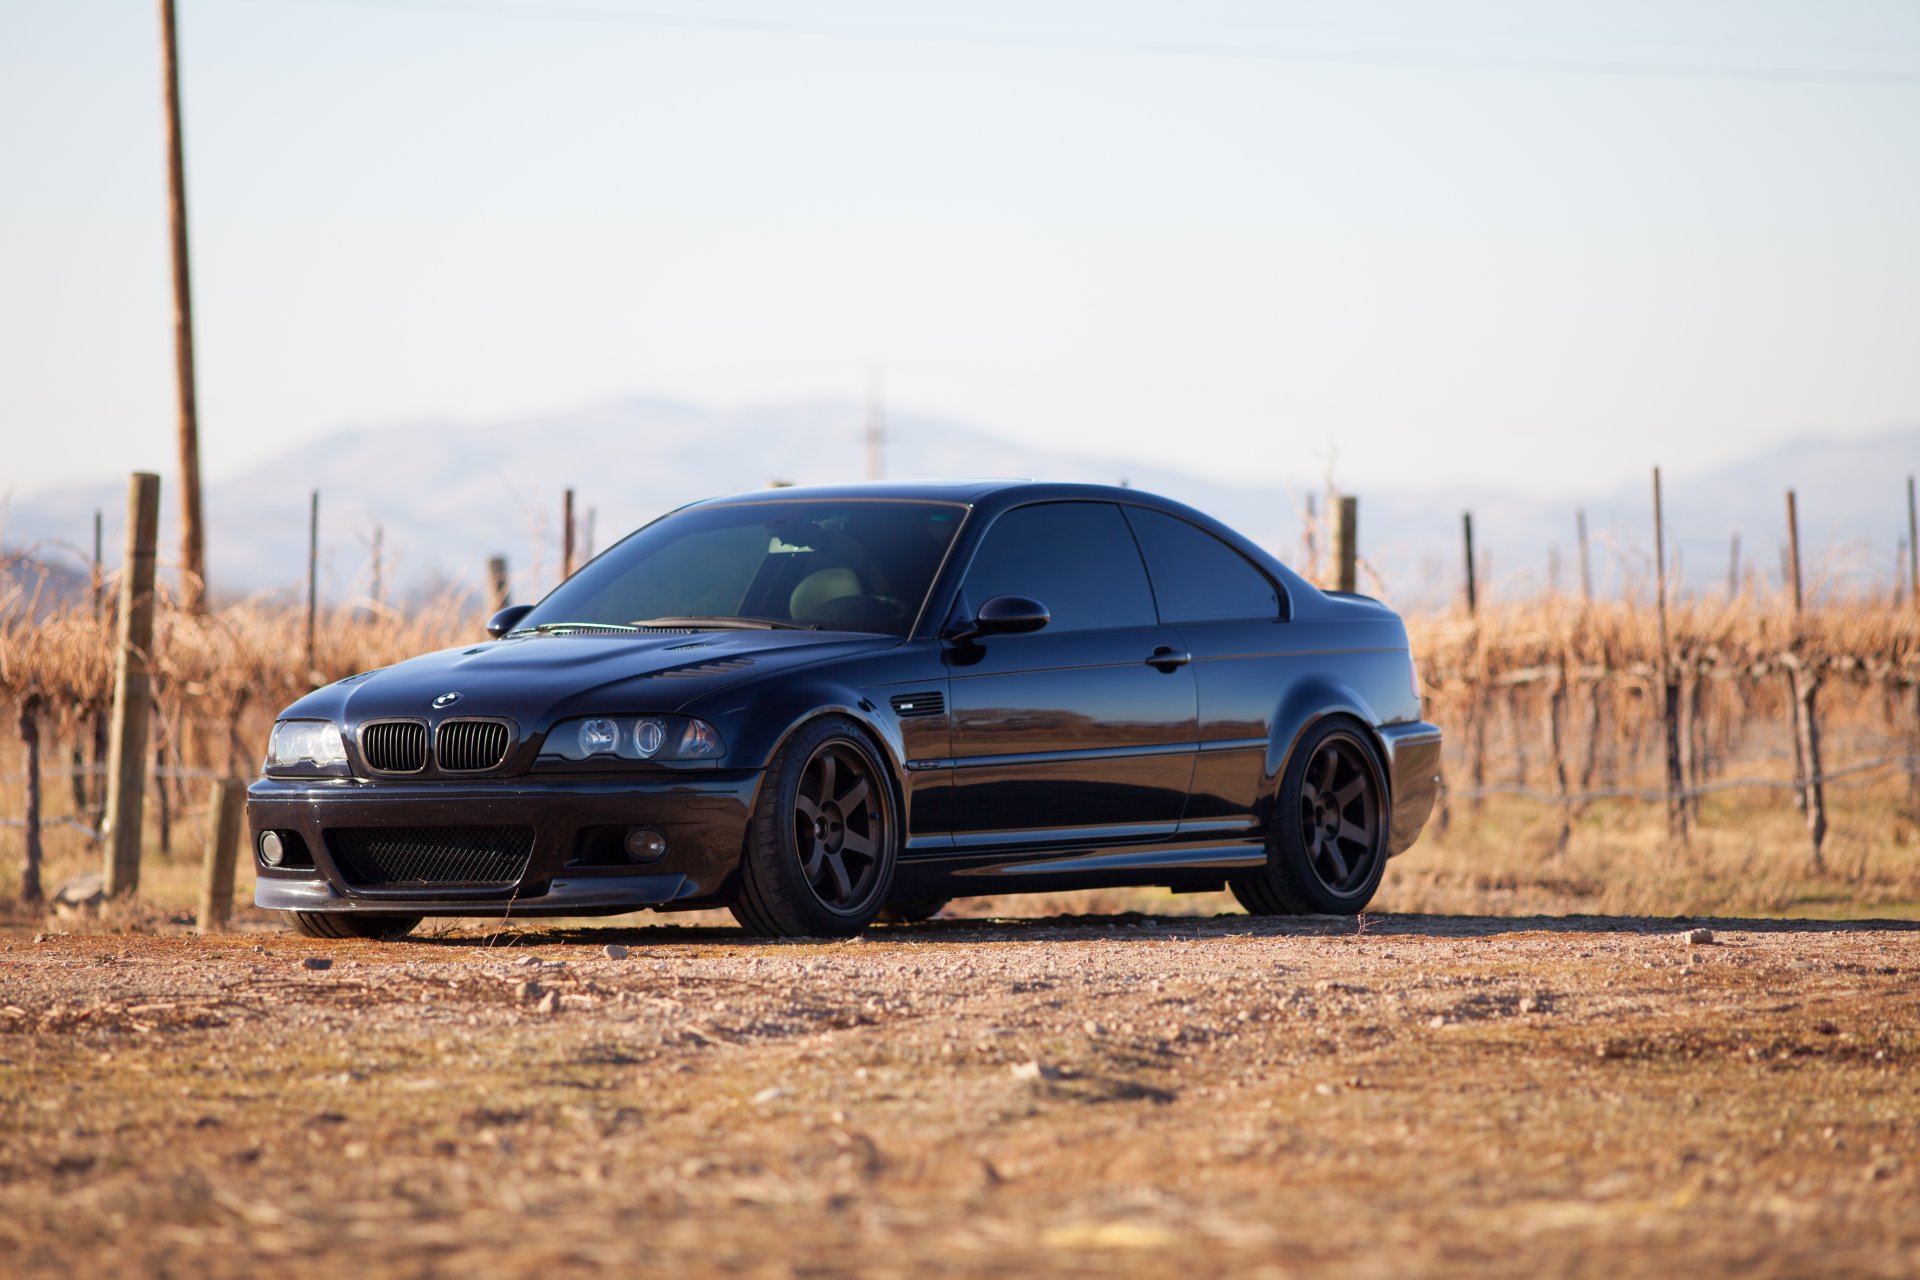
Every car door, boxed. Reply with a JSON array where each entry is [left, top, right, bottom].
[[1121, 505, 1289, 837], [944, 501, 1198, 848]]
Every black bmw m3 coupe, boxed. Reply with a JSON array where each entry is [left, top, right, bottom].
[[248, 482, 1441, 938]]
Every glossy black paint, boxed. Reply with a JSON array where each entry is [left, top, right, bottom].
[[249, 481, 1441, 922]]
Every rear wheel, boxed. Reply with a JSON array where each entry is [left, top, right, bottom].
[[1231, 720, 1388, 916], [731, 717, 898, 938], [286, 911, 421, 940]]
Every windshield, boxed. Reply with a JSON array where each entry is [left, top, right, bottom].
[[520, 499, 967, 637]]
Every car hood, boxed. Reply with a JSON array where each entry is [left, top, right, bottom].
[[278, 629, 896, 727]]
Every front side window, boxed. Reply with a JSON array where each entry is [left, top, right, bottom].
[[958, 502, 1157, 632], [1123, 506, 1281, 623], [523, 500, 965, 636]]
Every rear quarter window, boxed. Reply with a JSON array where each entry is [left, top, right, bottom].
[[1124, 506, 1281, 624]]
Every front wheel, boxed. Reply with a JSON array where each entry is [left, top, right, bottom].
[[1231, 720, 1389, 916], [731, 718, 899, 938], [286, 911, 421, 940]]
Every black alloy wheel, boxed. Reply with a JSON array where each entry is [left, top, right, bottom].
[[732, 717, 899, 937], [1231, 720, 1388, 916]]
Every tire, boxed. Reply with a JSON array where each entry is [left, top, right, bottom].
[[876, 898, 949, 924], [730, 717, 900, 938], [1231, 718, 1389, 916], [287, 911, 422, 940]]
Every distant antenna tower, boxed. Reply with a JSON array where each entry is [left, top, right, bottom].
[[864, 367, 885, 481]]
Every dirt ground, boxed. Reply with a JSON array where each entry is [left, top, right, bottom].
[[2, 911, 1917, 1279]]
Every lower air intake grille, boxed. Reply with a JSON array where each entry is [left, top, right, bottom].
[[436, 719, 512, 772], [326, 826, 534, 889], [361, 721, 427, 773]]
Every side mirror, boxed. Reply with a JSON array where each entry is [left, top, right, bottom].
[[962, 594, 1050, 640], [486, 604, 533, 639]]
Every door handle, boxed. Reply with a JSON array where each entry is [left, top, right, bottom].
[[1145, 646, 1192, 671]]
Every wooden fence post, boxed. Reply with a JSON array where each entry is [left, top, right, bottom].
[[1575, 508, 1592, 602], [1794, 662, 1828, 871], [1331, 495, 1358, 593], [103, 472, 161, 898], [19, 693, 45, 903], [562, 488, 576, 580], [487, 555, 510, 615], [305, 489, 320, 676], [1908, 475, 1918, 609], [1652, 467, 1687, 840], [1785, 490, 1809, 811], [1546, 666, 1571, 854], [196, 778, 246, 934], [1462, 512, 1477, 615]]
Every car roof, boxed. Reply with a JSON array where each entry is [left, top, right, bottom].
[[696, 480, 1147, 507]]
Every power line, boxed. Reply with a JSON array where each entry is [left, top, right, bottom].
[[241, 0, 1920, 89]]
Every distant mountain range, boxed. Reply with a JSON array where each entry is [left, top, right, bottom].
[[3, 396, 1915, 613]]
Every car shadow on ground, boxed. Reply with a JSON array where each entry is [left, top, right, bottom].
[[410, 910, 1920, 949]]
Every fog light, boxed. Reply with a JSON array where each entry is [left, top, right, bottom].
[[624, 827, 668, 862], [259, 831, 286, 867]]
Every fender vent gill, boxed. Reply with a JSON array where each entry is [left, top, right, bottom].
[[890, 692, 945, 719]]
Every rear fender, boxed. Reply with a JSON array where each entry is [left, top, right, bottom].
[[1256, 679, 1387, 836]]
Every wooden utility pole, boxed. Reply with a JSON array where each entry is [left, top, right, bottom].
[[159, 0, 206, 613], [1575, 509, 1592, 602], [562, 488, 576, 579], [195, 778, 245, 933], [1652, 467, 1686, 840], [1727, 532, 1741, 597], [487, 555, 510, 615], [1461, 512, 1477, 615], [104, 473, 161, 897], [1330, 495, 1358, 593], [305, 491, 319, 675]]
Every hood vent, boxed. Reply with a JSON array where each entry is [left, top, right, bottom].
[[652, 657, 755, 680], [890, 692, 945, 719], [663, 641, 717, 651]]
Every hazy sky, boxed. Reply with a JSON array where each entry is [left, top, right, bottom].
[[2, 0, 1917, 500]]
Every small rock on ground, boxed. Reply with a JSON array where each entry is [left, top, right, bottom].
[[1685, 928, 1715, 946], [302, 957, 333, 971], [604, 944, 629, 960], [1010, 1060, 1062, 1082]]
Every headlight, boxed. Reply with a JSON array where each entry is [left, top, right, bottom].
[[265, 720, 350, 776], [544, 715, 726, 763]]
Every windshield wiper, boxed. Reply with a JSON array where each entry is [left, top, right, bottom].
[[630, 615, 817, 631], [515, 621, 643, 635]]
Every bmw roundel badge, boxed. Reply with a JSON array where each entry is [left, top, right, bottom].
[[432, 692, 462, 709]]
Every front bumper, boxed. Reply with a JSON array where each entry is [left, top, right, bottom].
[[1378, 720, 1443, 856], [247, 770, 761, 916]]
